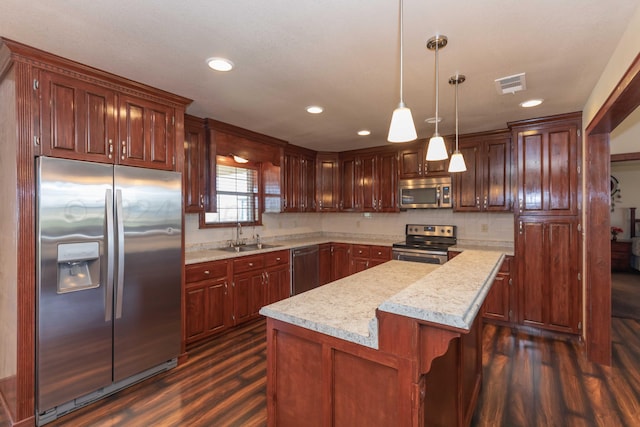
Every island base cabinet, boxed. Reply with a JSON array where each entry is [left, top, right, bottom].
[[266, 313, 482, 427]]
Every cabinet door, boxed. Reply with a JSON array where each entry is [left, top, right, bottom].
[[398, 147, 423, 179], [319, 243, 333, 286], [361, 154, 376, 211], [517, 217, 580, 334], [302, 155, 316, 211], [377, 152, 399, 212], [266, 265, 290, 304], [184, 116, 206, 213], [454, 144, 482, 211], [316, 155, 340, 212], [483, 256, 511, 323], [332, 244, 351, 281], [516, 123, 578, 215], [185, 285, 206, 341], [39, 70, 116, 163], [283, 152, 300, 211], [118, 94, 175, 170], [233, 271, 265, 324], [205, 279, 230, 335], [485, 136, 511, 212], [340, 156, 359, 211]]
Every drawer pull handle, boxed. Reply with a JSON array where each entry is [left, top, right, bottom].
[[276, 257, 281, 261], [204, 270, 210, 275], [249, 262, 254, 267]]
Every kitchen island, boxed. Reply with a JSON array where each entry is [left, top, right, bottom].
[[259, 250, 504, 427]]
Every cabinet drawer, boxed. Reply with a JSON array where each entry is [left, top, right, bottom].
[[265, 250, 289, 268], [352, 245, 370, 258], [186, 260, 229, 283], [370, 246, 391, 261], [233, 254, 265, 273]]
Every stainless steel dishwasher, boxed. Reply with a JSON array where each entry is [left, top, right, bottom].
[[291, 245, 320, 295]]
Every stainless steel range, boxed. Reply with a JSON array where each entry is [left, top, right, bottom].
[[392, 224, 457, 264]]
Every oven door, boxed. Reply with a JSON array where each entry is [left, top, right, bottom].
[[391, 248, 448, 264]]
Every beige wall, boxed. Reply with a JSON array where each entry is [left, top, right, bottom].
[[0, 70, 18, 385], [583, 4, 640, 128], [610, 107, 640, 155]]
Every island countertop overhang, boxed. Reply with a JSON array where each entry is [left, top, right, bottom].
[[259, 249, 505, 349]]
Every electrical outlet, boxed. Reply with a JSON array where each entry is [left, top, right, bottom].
[[481, 224, 489, 232]]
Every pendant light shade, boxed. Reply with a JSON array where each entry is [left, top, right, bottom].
[[448, 74, 467, 173], [426, 35, 448, 161], [388, 0, 417, 143], [426, 135, 448, 160], [389, 103, 417, 142]]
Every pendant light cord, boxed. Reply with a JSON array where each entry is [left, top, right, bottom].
[[434, 38, 439, 136], [399, 0, 405, 105], [455, 74, 459, 150]]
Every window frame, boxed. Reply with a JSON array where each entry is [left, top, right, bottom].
[[200, 156, 263, 228]]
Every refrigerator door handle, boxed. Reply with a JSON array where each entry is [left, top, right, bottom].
[[115, 189, 125, 319], [105, 189, 114, 322]]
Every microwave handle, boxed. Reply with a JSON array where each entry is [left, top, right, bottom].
[[436, 185, 441, 207]]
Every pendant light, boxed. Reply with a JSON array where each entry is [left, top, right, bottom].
[[448, 74, 467, 172], [387, 0, 417, 143], [425, 35, 448, 161]]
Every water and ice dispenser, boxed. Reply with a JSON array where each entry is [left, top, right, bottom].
[[57, 242, 100, 293]]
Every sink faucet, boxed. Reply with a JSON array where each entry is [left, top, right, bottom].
[[236, 222, 242, 246]]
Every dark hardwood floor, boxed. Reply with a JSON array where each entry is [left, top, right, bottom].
[[18, 317, 640, 427]]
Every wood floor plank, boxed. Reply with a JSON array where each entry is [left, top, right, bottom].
[[39, 317, 640, 427]]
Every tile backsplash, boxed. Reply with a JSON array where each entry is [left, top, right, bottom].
[[185, 211, 514, 249]]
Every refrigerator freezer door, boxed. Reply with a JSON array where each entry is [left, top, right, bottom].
[[113, 165, 182, 381], [36, 157, 114, 411]]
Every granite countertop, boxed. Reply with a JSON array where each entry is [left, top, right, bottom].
[[185, 236, 399, 264], [259, 249, 505, 349], [450, 241, 515, 256]]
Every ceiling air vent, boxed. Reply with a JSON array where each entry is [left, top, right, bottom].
[[495, 72, 526, 95]]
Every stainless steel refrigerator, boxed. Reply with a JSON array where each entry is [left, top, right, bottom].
[[36, 157, 182, 424]]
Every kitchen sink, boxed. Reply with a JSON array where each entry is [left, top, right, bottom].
[[217, 243, 282, 253]]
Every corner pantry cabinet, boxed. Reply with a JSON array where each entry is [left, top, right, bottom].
[[510, 112, 582, 336]]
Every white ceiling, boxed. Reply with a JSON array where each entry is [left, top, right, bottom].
[[1, 0, 638, 152]]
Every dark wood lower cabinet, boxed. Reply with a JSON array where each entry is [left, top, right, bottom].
[[318, 243, 332, 285], [482, 256, 512, 323], [185, 260, 233, 346], [517, 216, 581, 334], [331, 243, 351, 281], [185, 250, 290, 347]]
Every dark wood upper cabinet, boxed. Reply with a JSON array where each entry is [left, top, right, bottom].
[[39, 70, 116, 163], [38, 68, 185, 171], [316, 153, 340, 212], [184, 115, 207, 213], [453, 130, 512, 212], [339, 148, 398, 212], [283, 146, 316, 212], [511, 113, 581, 216], [398, 138, 451, 179], [118, 94, 175, 170]]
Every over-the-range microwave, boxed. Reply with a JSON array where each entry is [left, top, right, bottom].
[[398, 176, 452, 209]]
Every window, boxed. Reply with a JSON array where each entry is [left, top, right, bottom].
[[204, 158, 260, 225]]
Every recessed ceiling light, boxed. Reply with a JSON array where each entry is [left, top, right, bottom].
[[206, 57, 234, 72], [520, 99, 543, 108], [306, 105, 324, 114], [357, 130, 371, 136]]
